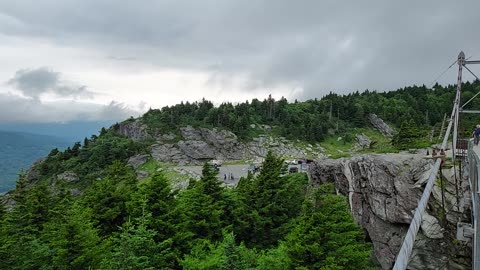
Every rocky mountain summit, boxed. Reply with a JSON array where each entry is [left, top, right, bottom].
[[119, 120, 326, 165], [309, 153, 471, 269]]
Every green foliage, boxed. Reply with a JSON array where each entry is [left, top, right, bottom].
[[0, 149, 374, 269], [181, 232, 257, 270], [136, 82, 480, 146], [174, 164, 225, 245], [38, 128, 150, 187], [234, 152, 308, 248], [393, 120, 429, 150], [283, 183, 374, 270], [101, 204, 161, 270], [42, 203, 102, 269], [255, 246, 292, 270], [82, 161, 138, 236]]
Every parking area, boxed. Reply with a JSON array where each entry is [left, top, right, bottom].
[[176, 163, 308, 187]]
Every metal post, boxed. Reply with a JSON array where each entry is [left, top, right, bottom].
[[453, 51, 465, 159]]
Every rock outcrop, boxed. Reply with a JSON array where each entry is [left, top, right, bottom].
[[150, 126, 245, 165], [309, 153, 471, 269], [118, 120, 150, 141], [127, 154, 149, 169], [368, 113, 395, 138], [57, 171, 79, 183], [144, 126, 326, 165], [353, 133, 372, 150]]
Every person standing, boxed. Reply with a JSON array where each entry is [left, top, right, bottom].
[[474, 125, 480, 146]]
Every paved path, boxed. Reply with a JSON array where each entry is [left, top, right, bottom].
[[176, 164, 307, 186], [176, 164, 249, 186]]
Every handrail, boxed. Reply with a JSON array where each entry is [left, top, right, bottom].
[[468, 140, 480, 269]]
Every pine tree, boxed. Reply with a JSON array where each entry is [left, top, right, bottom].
[[82, 161, 137, 236], [283, 184, 374, 269], [236, 151, 305, 248], [43, 203, 102, 269], [181, 232, 256, 270], [101, 201, 160, 269]]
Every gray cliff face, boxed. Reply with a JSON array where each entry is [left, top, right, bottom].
[[120, 124, 325, 165], [150, 126, 245, 165], [117, 120, 150, 141], [309, 153, 471, 270]]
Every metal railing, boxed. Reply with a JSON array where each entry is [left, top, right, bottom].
[[468, 140, 480, 270]]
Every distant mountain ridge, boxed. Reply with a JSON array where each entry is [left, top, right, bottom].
[[0, 121, 114, 141], [0, 130, 70, 193]]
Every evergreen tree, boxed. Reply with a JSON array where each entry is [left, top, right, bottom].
[[43, 203, 103, 269], [101, 202, 160, 269], [82, 161, 137, 236], [236, 151, 306, 248], [283, 184, 374, 269], [181, 232, 256, 270]]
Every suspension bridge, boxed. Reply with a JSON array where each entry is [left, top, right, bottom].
[[393, 52, 480, 269]]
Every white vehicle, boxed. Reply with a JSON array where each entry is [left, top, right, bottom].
[[209, 159, 223, 166], [284, 159, 297, 165]]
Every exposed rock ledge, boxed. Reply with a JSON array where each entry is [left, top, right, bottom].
[[309, 153, 471, 270], [118, 123, 327, 165]]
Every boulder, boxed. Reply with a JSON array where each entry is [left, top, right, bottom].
[[368, 113, 395, 138], [70, 188, 82, 196], [136, 170, 149, 179], [421, 212, 443, 239], [354, 133, 372, 150], [57, 171, 79, 183], [127, 154, 150, 169]]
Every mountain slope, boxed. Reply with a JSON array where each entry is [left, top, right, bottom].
[[0, 130, 70, 193]]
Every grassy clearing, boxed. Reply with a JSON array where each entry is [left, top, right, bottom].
[[138, 159, 191, 185], [359, 129, 399, 154], [320, 136, 353, 159], [138, 158, 158, 174], [320, 128, 400, 158]]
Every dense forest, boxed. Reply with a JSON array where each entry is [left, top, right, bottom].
[[1, 81, 480, 269], [0, 152, 373, 269], [140, 81, 480, 143]]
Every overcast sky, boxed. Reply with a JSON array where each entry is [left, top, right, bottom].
[[0, 0, 479, 123]]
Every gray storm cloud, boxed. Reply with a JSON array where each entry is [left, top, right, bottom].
[[0, 92, 139, 123], [0, 0, 479, 101], [7, 67, 95, 100]]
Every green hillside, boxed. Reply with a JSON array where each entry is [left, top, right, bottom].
[[140, 82, 479, 143], [1, 82, 480, 269]]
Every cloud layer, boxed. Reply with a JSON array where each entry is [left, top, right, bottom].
[[8, 67, 94, 100], [0, 92, 139, 123], [0, 1, 479, 123]]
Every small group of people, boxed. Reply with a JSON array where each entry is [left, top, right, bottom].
[[473, 124, 480, 146], [428, 148, 446, 165], [223, 173, 234, 181]]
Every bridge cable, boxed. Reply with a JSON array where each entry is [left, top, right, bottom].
[[393, 76, 460, 270], [429, 59, 457, 88]]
